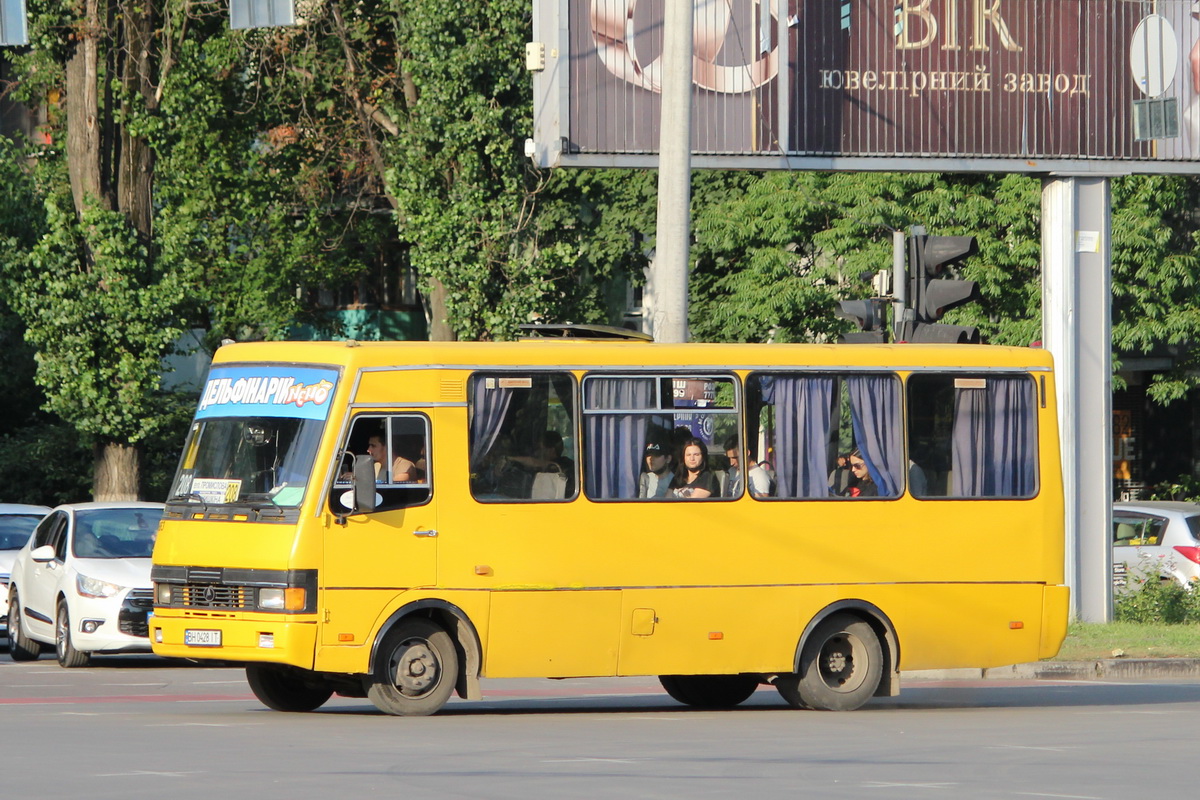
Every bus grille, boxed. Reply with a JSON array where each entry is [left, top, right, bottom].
[[181, 584, 253, 610]]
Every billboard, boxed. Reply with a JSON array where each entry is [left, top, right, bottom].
[[530, 0, 1200, 172]]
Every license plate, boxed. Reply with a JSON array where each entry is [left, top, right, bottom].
[[184, 629, 222, 647]]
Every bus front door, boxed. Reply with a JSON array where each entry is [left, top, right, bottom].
[[320, 411, 437, 648]]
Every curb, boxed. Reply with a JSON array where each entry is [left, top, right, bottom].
[[905, 658, 1200, 682]]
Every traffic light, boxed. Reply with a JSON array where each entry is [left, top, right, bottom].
[[836, 298, 886, 343], [906, 232, 981, 343]]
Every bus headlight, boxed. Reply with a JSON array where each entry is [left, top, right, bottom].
[[155, 583, 173, 605], [258, 587, 306, 611]]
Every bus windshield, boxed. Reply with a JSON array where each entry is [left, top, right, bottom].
[[170, 416, 325, 508], [168, 364, 339, 513]]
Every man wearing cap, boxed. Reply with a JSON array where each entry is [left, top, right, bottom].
[[638, 441, 674, 498]]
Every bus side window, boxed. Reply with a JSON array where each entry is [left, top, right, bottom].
[[746, 373, 902, 499], [906, 373, 1038, 499], [582, 374, 738, 501], [467, 372, 578, 503]]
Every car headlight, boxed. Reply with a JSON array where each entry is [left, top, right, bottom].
[[76, 573, 124, 598]]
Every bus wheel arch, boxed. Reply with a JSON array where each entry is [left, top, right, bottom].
[[370, 599, 482, 703], [779, 601, 899, 711]]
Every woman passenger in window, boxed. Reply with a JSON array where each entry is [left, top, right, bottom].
[[842, 450, 878, 498], [670, 438, 720, 499]]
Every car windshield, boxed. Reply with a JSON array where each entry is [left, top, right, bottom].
[[1186, 515, 1200, 541], [0, 515, 43, 550], [72, 508, 164, 559], [170, 416, 325, 509]]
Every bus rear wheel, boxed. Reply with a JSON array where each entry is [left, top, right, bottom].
[[659, 674, 760, 708], [777, 613, 882, 712], [246, 663, 334, 712], [364, 618, 458, 716]]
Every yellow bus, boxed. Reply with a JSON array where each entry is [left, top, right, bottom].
[[150, 333, 1068, 715]]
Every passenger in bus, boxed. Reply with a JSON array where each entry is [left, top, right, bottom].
[[639, 441, 674, 498], [471, 436, 533, 498], [507, 430, 575, 497], [724, 436, 773, 498], [391, 434, 427, 483], [366, 431, 422, 483], [828, 453, 855, 495], [842, 450, 878, 498], [670, 438, 721, 499]]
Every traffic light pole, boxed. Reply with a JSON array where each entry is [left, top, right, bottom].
[[1042, 176, 1113, 624]]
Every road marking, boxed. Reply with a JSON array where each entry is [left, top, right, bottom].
[[102, 683, 165, 687], [989, 744, 1076, 752], [95, 771, 200, 778], [149, 722, 264, 727]]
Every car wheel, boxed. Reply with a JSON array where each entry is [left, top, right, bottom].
[[777, 613, 882, 711], [55, 602, 90, 668], [6, 588, 43, 662], [245, 664, 334, 712], [363, 618, 458, 716], [659, 674, 760, 708]]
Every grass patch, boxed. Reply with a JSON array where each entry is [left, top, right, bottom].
[[1053, 621, 1200, 661]]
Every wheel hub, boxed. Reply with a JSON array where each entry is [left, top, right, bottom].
[[820, 634, 866, 693], [392, 640, 439, 694]]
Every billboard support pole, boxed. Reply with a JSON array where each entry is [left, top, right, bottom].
[[650, 0, 693, 343], [1042, 176, 1113, 623]]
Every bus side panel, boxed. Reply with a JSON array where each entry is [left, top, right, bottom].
[[616, 587, 801, 676], [878, 582, 1048, 671], [484, 589, 622, 678]]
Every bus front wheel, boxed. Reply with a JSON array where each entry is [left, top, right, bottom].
[[364, 618, 458, 716], [246, 663, 334, 712], [659, 674, 760, 708], [777, 613, 882, 711]]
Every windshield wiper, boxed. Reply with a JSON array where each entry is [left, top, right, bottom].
[[168, 492, 209, 515]]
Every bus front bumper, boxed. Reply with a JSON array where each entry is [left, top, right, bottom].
[[150, 611, 317, 667]]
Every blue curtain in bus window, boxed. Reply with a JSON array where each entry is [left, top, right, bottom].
[[470, 381, 513, 465], [951, 377, 1036, 497], [771, 376, 835, 499], [846, 375, 904, 497], [584, 377, 655, 500]]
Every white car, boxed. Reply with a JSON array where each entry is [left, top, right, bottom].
[[1, 504, 52, 633], [1112, 501, 1200, 590], [7, 502, 164, 667]]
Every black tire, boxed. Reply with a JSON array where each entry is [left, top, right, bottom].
[[777, 613, 883, 712], [246, 663, 334, 712], [7, 588, 43, 662], [55, 603, 90, 668], [364, 618, 458, 716], [659, 674, 760, 708]]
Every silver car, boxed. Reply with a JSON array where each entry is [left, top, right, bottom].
[[1, 504, 53, 633], [1112, 501, 1200, 590]]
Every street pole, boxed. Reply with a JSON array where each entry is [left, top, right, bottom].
[[650, 0, 693, 344]]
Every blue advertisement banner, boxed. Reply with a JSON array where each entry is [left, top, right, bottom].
[[195, 365, 339, 421]]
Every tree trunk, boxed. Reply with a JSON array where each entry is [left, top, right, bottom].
[[65, 0, 105, 218], [117, 1, 156, 239], [93, 441, 141, 501], [425, 278, 457, 341]]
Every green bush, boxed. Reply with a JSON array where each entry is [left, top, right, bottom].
[[1115, 573, 1200, 624], [1146, 474, 1200, 503]]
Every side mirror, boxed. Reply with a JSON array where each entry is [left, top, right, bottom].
[[30, 544, 57, 563], [353, 454, 377, 512]]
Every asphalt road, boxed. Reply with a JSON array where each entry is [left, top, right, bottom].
[[4, 647, 1200, 799]]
